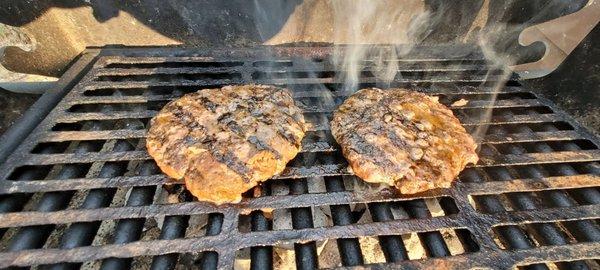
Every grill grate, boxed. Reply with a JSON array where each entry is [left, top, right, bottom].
[[0, 46, 598, 269]]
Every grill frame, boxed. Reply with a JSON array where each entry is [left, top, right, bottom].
[[0, 45, 599, 269]]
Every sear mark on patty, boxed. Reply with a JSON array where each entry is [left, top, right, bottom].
[[331, 87, 478, 194], [146, 84, 307, 204]]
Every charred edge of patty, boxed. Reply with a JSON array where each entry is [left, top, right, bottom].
[[146, 85, 306, 201], [331, 88, 478, 193]]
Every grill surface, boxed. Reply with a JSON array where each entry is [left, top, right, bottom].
[[0, 46, 599, 269]]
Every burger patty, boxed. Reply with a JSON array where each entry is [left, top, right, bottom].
[[146, 85, 306, 204], [331, 88, 478, 194]]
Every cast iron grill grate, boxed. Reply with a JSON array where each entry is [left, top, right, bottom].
[[0, 46, 598, 269]]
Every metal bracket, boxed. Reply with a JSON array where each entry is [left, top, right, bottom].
[[511, 0, 600, 79], [0, 23, 58, 94]]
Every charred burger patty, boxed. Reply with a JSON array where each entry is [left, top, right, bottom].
[[146, 85, 306, 204], [331, 88, 478, 194]]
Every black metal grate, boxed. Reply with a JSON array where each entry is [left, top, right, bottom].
[[0, 46, 598, 269]]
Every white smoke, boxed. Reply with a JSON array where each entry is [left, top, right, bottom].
[[252, 0, 583, 149], [330, 0, 430, 91]]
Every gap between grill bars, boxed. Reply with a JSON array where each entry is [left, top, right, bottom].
[[0, 46, 598, 270]]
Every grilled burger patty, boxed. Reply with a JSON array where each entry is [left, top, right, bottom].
[[146, 85, 306, 204], [331, 88, 478, 194]]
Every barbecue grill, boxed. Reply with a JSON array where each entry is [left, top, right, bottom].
[[0, 45, 598, 269]]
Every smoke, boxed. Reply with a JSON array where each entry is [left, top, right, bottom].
[[252, 0, 588, 151], [330, 0, 430, 91], [325, 0, 539, 149]]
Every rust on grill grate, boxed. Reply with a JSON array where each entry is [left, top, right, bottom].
[[0, 46, 598, 269]]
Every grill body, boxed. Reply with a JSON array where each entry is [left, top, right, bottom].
[[0, 46, 598, 269]]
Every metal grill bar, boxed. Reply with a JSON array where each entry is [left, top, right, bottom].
[[149, 215, 188, 270], [32, 129, 586, 152], [250, 211, 272, 270], [0, 46, 598, 269], [487, 129, 585, 270], [508, 122, 600, 245], [45, 139, 133, 270], [0, 185, 597, 229], [7, 131, 102, 252], [11, 147, 600, 171], [290, 179, 319, 270], [2, 206, 597, 266], [326, 177, 365, 266], [368, 202, 409, 262], [404, 200, 451, 258], [199, 213, 223, 270], [100, 161, 157, 270]]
